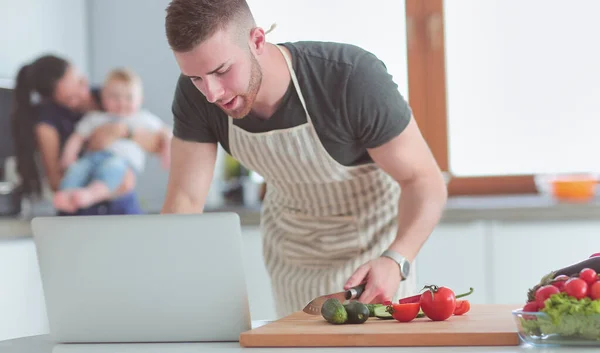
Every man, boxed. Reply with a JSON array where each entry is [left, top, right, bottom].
[[162, 0, 448, 318]]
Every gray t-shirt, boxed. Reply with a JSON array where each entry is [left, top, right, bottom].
[[172, 41, 412, 166], [75, 110, 165, 172]]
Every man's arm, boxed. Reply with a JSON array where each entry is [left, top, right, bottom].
[[346, 116, 448, 304], [367, 116, 448, 261], [161, 137, 217, 214], [341, 51, 448, 303]]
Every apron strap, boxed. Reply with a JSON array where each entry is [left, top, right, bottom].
[[274, 45, 312, 125]]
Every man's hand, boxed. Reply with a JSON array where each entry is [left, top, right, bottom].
[[87, 123, 127, 151], [344, 257, 401, 304]]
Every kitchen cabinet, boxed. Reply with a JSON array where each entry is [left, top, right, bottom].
[[0, 239, 48, 341], [414, 221, 490, 304], [489, 220, 600, 305]]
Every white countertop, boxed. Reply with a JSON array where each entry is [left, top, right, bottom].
[[1, 333, 599, 353]]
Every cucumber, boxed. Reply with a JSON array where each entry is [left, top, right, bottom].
[[416, 308, 425, 318], [374, 305, 393, 320], [366, 303, 384, 317], [344, 301, 370, 324], [321, 298, 348, 324]]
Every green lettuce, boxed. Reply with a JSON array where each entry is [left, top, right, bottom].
[[519, 293, 600, 341]]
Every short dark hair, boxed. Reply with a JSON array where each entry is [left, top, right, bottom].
[[165, 0, 255, 52]]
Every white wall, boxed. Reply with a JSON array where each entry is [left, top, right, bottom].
[[0, 0, 89, 80]]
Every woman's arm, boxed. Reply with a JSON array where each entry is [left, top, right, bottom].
[[60, 133, 85, 169], [85, 123, 170, 154], [35, 123, 63, 192], [131, 127, 171, 154]]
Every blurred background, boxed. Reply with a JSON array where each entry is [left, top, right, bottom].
[[1, 0, 600, 342]]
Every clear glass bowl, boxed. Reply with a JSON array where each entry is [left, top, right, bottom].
[[512, 309, 600, 347]]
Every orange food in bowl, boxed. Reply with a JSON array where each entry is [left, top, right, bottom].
[[551, 179, 597, 201]]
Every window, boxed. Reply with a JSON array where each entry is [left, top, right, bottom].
[[407, 0, 600, 195]]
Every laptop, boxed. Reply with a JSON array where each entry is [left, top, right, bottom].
[[31, 213, 251, 343]]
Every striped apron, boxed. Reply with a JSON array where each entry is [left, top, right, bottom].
[[228, 45, 417, 318]]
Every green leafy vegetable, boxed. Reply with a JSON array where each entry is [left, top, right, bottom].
[[520, 293, 600, 340]]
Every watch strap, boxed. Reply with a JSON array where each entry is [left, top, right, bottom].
[[381, 249, 409, 281]]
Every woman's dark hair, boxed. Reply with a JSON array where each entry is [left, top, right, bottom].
[[11, 55, 68, 197]]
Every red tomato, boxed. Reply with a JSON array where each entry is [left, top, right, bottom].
[[420, 285, 456, 321], [579, 268, 598, 286], [454, 300, 471, 315], [535, 285, 560, 308], [565, 278, 588, 299], [590, 281, 600, 300], [552, 275, 570, 292], [388, 303, 421, 322], [523, 301, 539, 312], [522, 301, 540, 320]]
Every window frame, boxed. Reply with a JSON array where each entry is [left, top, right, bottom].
[[405, 0, 537, 196]]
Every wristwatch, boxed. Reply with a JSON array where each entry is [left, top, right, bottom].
[[381, 249, 411, 281]]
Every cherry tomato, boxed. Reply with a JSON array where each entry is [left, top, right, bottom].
[[590, 281, 600, 300], [420, 285, 456, 321], [565, 278, 588, 299], [552, 275, 570, 291], [535, 285, 559, 308], [522, 301, 540, 320], [579, 268, 597, 286], [454, 300, 471, 315], [523, 301, 539, 312], [388, 303, 421, 322]]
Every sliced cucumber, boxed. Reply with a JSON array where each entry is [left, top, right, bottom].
[[374, 305, 393, 320], [366, 303, 383, 317]]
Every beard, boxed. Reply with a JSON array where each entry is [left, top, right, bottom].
[[220, 52, 263, 119]]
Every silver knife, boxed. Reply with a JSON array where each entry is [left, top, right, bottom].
[[302, 283, 366, 315]]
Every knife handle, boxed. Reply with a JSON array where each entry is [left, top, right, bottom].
[[344, 283, 366, 300]]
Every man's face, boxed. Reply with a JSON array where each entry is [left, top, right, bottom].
[[173, 25, 262, 119]]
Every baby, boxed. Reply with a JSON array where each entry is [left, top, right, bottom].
[[53, 68, 171, 213]]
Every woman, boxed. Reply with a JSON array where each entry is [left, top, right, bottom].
[[11, 55, 163, 215]]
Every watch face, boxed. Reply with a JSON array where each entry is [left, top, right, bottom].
[[401, 261, 411, 278]]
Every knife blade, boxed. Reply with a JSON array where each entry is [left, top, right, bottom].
[[302, 283, 366, 315]]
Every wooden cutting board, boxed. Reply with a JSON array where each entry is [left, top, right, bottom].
[[239, 304, 521, 347]]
